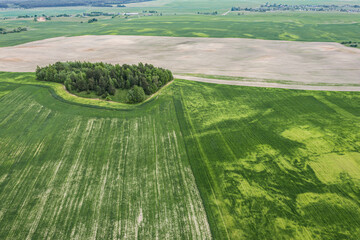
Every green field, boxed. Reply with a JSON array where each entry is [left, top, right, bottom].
[[0, 72, 211, 239], [1, 72, 360, 239], [1, 0, 358, 17], [1, 0, 360, 238], [0, 12, 359, 47], [1, 0, 359, 47], [72, 88, 130, 103], [176, 80, 360, 239]]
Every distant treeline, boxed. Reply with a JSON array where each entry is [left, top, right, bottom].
[[17, 12, 117, 19], [142, 10, 157, 13], [0, 27, 27, 34], [231, 3, 360, 13], [56, 14, 72, 17], [36, 62, 173, 102], [87, 18, 98, 23], [197, 11, 218, 15], [84, 12, 115, 17], [3, 0, 152, 9], [341, 41, 359, 48]]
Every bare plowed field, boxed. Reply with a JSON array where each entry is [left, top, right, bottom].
[[0, 35, 359, 89]]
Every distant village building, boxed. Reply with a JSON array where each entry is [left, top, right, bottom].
[[37, 17, 46, 22], [124, 13, 139, 16]]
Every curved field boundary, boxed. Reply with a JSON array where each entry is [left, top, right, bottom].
[[0, 72, 173, 111]]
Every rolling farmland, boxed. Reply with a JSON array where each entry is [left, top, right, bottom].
[[0, 75, 211, 239], [0, 13, 359, 47], [174, 80, 360, 239], [1, 0, 360, 238], [1, 72, 360, 239]]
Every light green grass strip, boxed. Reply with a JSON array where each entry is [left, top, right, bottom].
[[179, 87, 231, 240]]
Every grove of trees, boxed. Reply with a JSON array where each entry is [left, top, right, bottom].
[[36, 61, 173, 103], [0, 27, 27, 34], [126, 85, 146, 103], [341, 41, 359, 48], [87, 18, 98, 23]]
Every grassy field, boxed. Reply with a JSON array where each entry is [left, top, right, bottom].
[[0, 12, 359, 47], [0, 72, 211, 239], [72, 88, 131, 103], [175, 80, 360, 239], [1, 72, 360, 239]]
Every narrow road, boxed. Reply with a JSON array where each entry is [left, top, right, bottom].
[[174, 75, 360, 92], [222, 10, 231, 16]]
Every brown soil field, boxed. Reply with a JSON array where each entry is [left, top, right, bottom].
[[0, 35, 359, 90]]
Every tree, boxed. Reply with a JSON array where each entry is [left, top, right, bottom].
[[64, 77, 72, 91], [88, 18, 98, 23], [45, 66, 56, 82], [88, 78, 95, 90], [108, 81, 116, 95], [36, 66, 45, 80], [76, 73, 87, 91], [140, 76, 150, 94], [56, 70, 67, 83], [95, 85, 103, 95], [126, 86, 145, 103]]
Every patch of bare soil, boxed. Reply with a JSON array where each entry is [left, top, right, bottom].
[[0, 35, 359, 90]]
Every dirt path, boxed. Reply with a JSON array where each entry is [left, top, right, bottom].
[[0, 35, 359, 91], [222, 10, 231, 16], [174, 75, 360, 92]]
